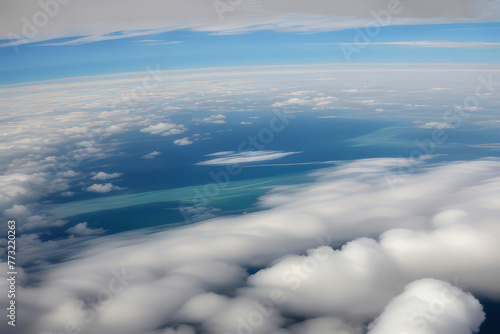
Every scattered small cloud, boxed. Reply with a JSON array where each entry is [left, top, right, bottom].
[[417, 122, 454, 129], [272, 96, 337, 107], [58, 170, 80, 178], [66, 222, 105, 237], [194, 114, 227, 124], [142, 151, 162, 159], [85, 183, 123, 193], [140, 122, 187, 136], [240, 121, 252, 125], [287, 91, 316, 95], [92, 172, 122, 180], [174, 137, 194, 146]]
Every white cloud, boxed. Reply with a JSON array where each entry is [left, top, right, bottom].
[[4, 204, 30, 220], [6, 158, 500, 334], [240, 121, 252, 125], [2, 0, 499, 46], [142, 151, 162, 159], [194, 114, 227, 124], [289, 317, 363, 334], [23, 214, 67, 231], [417, 121, 454, 129], [368, 279, 484, 334], [58, 170, 80, 178], [272, 96, 337, 107], [85, 183, 123, 193], [195, 150, 302, 165], [140, 122, 187, 136], [65, 222, 105, 237], [1, 66, 500, 334], [92, 172, 122, 180], [363, 41, 500, 49], [174, 137, 194, 146]]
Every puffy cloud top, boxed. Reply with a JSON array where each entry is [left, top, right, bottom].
[[5, 158, 500, 333]]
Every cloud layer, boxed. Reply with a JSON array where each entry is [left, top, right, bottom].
[[1, 0, 500, 45], [3, 157, 500, 333]]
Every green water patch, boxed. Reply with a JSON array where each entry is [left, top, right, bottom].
[[48, 172, 315, 219]]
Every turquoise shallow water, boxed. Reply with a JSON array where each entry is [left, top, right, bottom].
[[48, 172, 313, 219], [45, 171, 316, 236]]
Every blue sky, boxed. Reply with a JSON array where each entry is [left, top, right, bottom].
[[1, 22, 500, 85]]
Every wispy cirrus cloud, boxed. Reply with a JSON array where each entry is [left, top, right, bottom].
[[1, 0, 500, 46], [334, 41, 500, 49], [195, 150, 302, 165], [369, 41, 500, 49]]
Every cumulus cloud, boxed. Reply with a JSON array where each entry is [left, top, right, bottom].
[[174, 137, 194, 146], [140, 122, 187, 136], [368, 279, 485, 334], [92, 172, 122, 180], [1, 67, 500, 333], [289, 317, 363, 334], [142, 151, 162, 159], [7, 158, 500, 334], [85, 183, 123, 193], [65, 222, 106, 237], [195, 150, 302, 165], [22, 214, 67, 231]]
